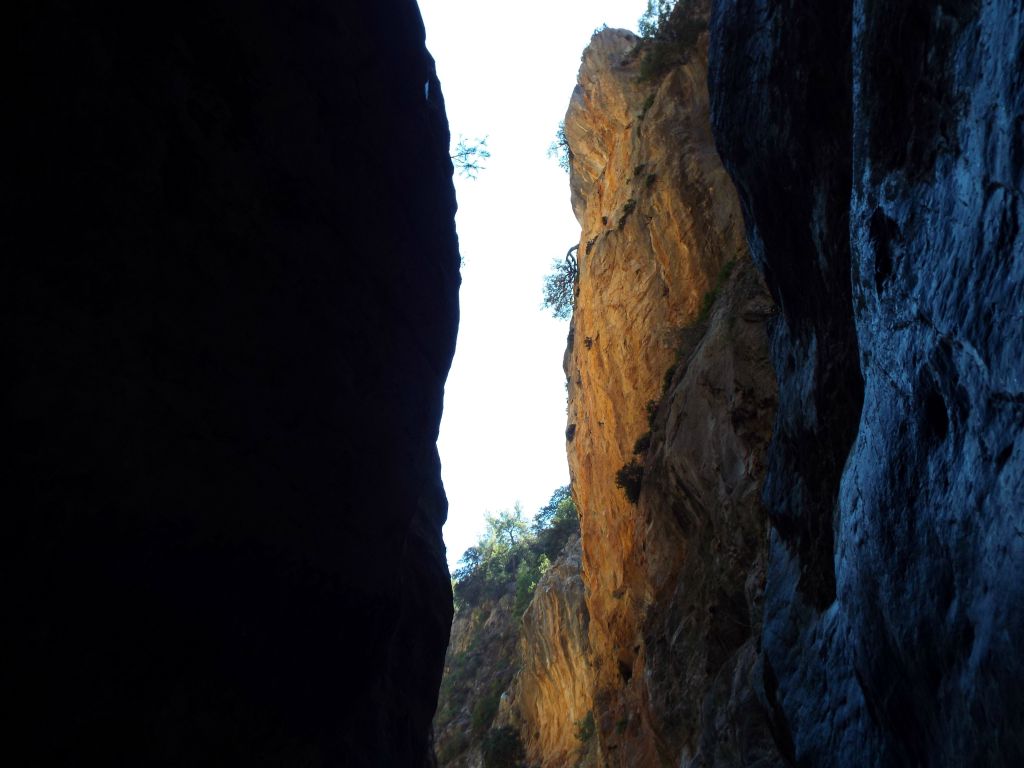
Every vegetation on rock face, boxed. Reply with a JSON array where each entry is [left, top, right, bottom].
[[542, 246, 579, 320], [617, 198, 637, 230], [635, 1, 707, 83], [694, 259, 736, 326], [548, 121, 572, 174], [481, 726, 527, 768], [637, 0, 677, 39], [453, 488, 579, 615], [471, 680, 506, 735], [436, 608, 518, 763], [638, 92, 657, 121], [435, 487, 581, 765], [615, 460, 644, 504], [574, 711, 596, 744]]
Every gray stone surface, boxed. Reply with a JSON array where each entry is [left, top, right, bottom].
[[709, 0, 1024, 764]]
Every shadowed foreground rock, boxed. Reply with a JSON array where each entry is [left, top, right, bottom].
[[8, 1, 460, 765], [710, 0, 1024, 764]]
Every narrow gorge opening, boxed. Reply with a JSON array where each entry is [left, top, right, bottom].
[[429, 2, 787, 765]]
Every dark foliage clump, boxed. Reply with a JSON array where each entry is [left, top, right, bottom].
[[532, 486, 580, 560], [471, 682, 504, 735], [662, 363, 678, 395], [482, 726, 526, 768], [636, 2, 708, 83], [575, 710, 596, 743], [646, 399, 660, 428], [639, 92, 656, 120], [618, 198, 637, 229], [616, 460, 644, 504]]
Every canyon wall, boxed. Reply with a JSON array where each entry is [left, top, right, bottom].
[[435, 590, 522, 767], [511, 539, 595, 766], [8, 2, 459, 765], [709, 0, 1024, 765], [435, 537, 593, 768], [436, 2, 1022, 766], [435, 16, 785, 767], [562, 17, 783, 766]]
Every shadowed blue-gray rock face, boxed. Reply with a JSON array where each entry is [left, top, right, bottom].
[[710, 0, 1023, 764]]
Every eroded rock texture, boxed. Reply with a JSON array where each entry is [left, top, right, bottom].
[[9, 1, 459, 765], [435, 589, 522, 768], [563, 19, 782, 766], [709, 0, 1024, 764], [510, 539, 595, 767], [434, 529, 591, 768]]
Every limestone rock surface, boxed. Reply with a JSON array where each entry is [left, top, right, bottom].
[[510, 539, 595, 767], [563, 17, 783, 766], [709, 0, 1024, 764]]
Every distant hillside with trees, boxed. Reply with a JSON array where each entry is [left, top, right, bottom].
[[436, 486, 580, 767]]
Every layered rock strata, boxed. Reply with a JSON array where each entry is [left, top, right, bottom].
[[8, 2, 459, 765], [709, 0, 1024, 764]]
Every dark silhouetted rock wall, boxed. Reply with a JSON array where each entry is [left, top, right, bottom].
[[709, 0, 1023, 764], [8, 1, 460, 765]]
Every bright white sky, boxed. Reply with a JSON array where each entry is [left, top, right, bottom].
[[418, 0, 650, 570]]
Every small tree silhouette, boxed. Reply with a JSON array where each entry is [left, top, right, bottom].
[[547, 121, 572, 173], [542, 245, 579, 320], [451, 135, 490, 179]]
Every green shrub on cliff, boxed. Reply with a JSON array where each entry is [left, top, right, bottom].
[[638, 0, 677, 39], [531, 485, 578, 558], [453, 505, 530, 609], [636, 2, 708, 82], [542, 246, 578, 320], [453, 487, 579, 613], [471, 682, 504, 735], [615, 459, 644, 504], [548, 120, 572, 173], [575, 710, 596, 743], [514, 554, 551, 616]]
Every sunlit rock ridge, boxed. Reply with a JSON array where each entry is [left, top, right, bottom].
[[561, 13, 782, 767]]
